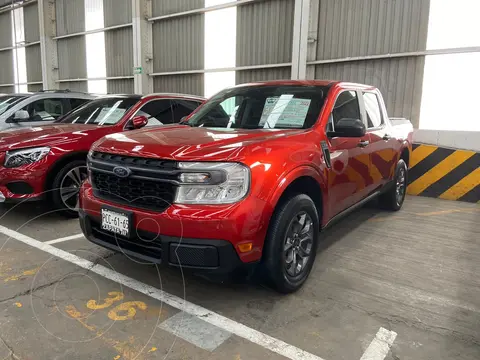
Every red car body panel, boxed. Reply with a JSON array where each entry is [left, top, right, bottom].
[[80, 81, 413, 267], [0, 94, 205, 202]]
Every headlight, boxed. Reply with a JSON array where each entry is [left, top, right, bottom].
[[174, 162, 250, 204], [4, 147, 50, 168]]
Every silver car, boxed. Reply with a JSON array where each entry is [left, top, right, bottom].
[[0, 90, 96, 131]]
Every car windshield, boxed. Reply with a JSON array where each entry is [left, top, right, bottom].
[[0, 96, 27, 116], [187, 85, 329, 129], [56, 97, 138, 125]]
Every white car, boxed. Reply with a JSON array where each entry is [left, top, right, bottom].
[[0, 90, 96, 131]]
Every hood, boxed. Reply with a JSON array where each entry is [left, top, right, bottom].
[[94, 125, 306, 161], [0, 124, 101, 151]]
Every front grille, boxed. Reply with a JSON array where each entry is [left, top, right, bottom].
[[89, 152, 179, 212]]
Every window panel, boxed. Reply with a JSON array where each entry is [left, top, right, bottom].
[[331, 91, 361, 130], [363, 92, 383, 128]]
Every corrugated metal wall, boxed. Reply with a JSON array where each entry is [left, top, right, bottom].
[[0, 11, 13, 92], [24, 2, 42, 87], [152, 0, 204, 95], [104, 0, 133, 93], [236, 0, 294, 84], [314, 0, 430, 127], [56, 0, 87, 91], [236, 67, 291, 85], [152, 0, 203, 16], [315, 57, 425, 126], [153, 74, 204, 96]]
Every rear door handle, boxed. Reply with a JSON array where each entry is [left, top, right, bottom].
[[383, 134, 391, 140], [357, 140, 370, 148]]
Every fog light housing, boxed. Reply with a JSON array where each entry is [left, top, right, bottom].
[[237, 243, 253, 253]]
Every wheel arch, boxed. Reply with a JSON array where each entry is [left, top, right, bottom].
[[267, 166, 327, 226], [44, 151, 89, 194]]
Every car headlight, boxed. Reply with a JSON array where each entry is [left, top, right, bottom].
[[174, 162, 250, 204], [4, 147, 50, 168]]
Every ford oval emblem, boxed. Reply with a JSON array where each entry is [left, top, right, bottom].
[[113, 166, 131, 178]]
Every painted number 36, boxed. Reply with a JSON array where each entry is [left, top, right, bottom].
[[86, 291, 147, 321]]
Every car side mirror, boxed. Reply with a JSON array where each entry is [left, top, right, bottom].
[[131, 115, 148, 129], [6, 110, 30, 123], [327, 118, 366, 138]]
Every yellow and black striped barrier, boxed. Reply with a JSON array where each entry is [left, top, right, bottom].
[[407, 144, 479, 203]]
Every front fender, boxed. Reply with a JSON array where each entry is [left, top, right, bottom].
[[254, 165, 328, 229], [269, 165, 327, 207]]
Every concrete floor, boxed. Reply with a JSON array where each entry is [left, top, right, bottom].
[[0, 196, 478, 360]]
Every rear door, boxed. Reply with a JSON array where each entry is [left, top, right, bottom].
[[326, 90, 373, 217], [361, 91, 397, 187]]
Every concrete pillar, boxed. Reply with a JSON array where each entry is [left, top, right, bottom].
[[38, 0, 58, 90], [291, 0, 311, 80], [306, 0, 319, 80], [132, 0, 153, 95]]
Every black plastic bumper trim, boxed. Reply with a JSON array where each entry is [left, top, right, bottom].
[[79, 210, 245, 274]]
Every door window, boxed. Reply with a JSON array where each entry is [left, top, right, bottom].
[[171, 100, 202, 123], [136, 100, 174, 126], [363, 92, 383, 128], [328, 91, 361, 132], [23, 98, 65, 121]]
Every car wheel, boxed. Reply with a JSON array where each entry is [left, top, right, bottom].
[[263, 194, 319, 294], [378, 159, 408, 211], [51, 160, 88, 218]]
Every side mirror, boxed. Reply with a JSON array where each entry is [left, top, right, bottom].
[[7, 110, 30, 123], [327, 118, 366, 138], [131, 115, 148, 129]]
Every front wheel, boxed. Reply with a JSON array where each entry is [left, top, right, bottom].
[[51, 160, 88, 218], [263, 194, 319, 294], [378, 159, 408, 211]]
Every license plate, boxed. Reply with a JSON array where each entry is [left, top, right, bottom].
[[101, 208, 131, 237]]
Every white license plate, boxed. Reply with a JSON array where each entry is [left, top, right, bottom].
[[101, 208, 130, 237]]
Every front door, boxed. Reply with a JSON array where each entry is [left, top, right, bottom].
[[326, 90, 373, 217]]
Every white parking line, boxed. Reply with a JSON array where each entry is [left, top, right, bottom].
[[360, 328, 397, 360], [0, 225, 325, 360], [45, 233, 85, 245], [159, 311, 232, 351]]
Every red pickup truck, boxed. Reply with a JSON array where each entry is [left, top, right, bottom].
[[79, 80, 413, 293]]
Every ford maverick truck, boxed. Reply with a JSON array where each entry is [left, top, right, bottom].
[[79, 80, 413, 293]]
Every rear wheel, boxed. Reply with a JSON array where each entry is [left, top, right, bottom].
[[378, 159, 408, 211], [51, 160, 88, 218], [263, 194, 319, 293]]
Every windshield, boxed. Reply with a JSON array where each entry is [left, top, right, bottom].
[[0, 96, 27, 116], [56, 97, 138, 125], [187, 85, 329, 129]]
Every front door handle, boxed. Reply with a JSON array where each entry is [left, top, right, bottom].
[[383, 134, 391, 140], [357, 140, 370, 148]]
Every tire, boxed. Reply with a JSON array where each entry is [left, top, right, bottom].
[[50, 160, 88, 218], [263, 193, 319, 294], [378, 159, 408, 211]]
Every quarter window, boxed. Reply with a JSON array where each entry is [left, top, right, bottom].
[[363, 92, 383, 128]]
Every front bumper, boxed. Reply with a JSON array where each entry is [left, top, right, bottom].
[[79, 209, 250, 274], [79, 182, 272, 272], [0, 166, 47, 203]]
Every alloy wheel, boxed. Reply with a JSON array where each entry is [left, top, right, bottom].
[[283, 212, 314, 277], [396, 167, 406, 206], [59, 166, 88, 211]]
